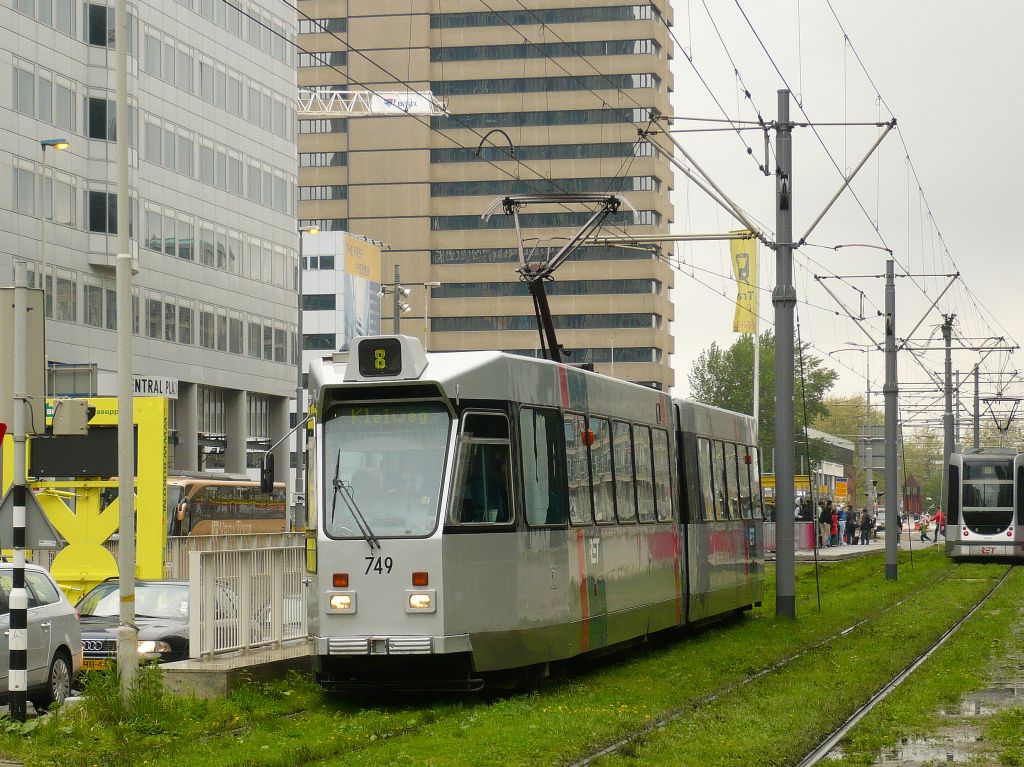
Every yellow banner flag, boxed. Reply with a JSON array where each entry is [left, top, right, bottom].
[[730, 233, 758, 334]]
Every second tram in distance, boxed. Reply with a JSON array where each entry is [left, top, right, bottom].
[[302, 335, 765, 690], [946, 447, 1024, 560]]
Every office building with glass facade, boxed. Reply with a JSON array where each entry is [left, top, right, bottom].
[[1, 0, 299, 471], [297, 0, 675, 388]]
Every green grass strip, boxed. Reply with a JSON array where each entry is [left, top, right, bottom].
[[0, 548, 956, 767]]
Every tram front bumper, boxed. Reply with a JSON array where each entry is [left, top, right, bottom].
[[316, 634, 472, 656]]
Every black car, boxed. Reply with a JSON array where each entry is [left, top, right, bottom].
[[77, 580, 190, 669]]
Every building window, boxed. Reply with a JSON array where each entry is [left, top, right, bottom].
[[435, 73, 658, 97], [178, 303, 193, 344], [432, 107, 643, 131], [87, 97, 116, 140], [146, 296, 162, 338], [432, 5, 653, 28], [302, 294, 336, 311], [303, 333, 336, 350], [229, 316, 243, 354], [431, 210, 660, 231], [298, 185, 346, 201], [199, 308, 215, 349], [298, 17, 346, 33], [432, 313, 660, 332], [430, 176, 658, 197], [431, 141, 654, 164], [298, 118, 347, 134], [13, 68, 35, 116], [430, 39, 658, 63], [298, 51, 347, 67], [87, 191, 117, 233], [55, 82, 75, 131], [12, 168, 35, 215], [86, 4, 113, 47], [55, 269, 77, 322], [299, 218, 347, 232], [299, 152, 346, 167], [164, 299, 176, 342], [84, 281, 103, 327]]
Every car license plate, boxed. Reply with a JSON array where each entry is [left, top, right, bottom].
[[82, 658, 110, 671]]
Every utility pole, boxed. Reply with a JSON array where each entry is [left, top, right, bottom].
[[883, 260, 899, 580], [114, 0, 138, 696], [9, 262, 29, 722], [772, 90, 797, 618], [941, 314, 954, 518], [392, 264, 401, 333]]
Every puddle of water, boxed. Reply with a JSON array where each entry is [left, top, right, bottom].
[[945, 686, 1024, 717]]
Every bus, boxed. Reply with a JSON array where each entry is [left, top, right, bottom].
[[167, 472, 287, 537]]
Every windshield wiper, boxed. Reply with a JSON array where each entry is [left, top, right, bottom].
[[329, 451, 380, 550]]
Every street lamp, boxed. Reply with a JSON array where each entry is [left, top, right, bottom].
[[39, 138, 70, 304], [294, 225, 319, 530]]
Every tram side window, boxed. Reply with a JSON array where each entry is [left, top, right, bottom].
[[449, 412, 513, 525], [590, 417, 616, 524], [520, 408, 568, 526], [750, 448, 765, 519], [564, 413, 593, 525], [724, 443, 741, 519], [634, 425, 656, 522], [697, 437, 716, 521], [711, 440, 729, 519], [730, 444, 752, 519], [612, 421, 637, 522], [652, 428, 672, 522]]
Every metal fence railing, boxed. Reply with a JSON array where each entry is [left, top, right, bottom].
[[188, 547, 308, 659]]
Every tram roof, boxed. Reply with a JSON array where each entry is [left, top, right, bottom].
[[311, 343, 756, 439]]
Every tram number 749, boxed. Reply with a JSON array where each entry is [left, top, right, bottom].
[[365, 556, 394, 575]]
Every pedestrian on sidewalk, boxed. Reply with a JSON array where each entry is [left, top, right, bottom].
[[818, 501, 832, 548], [920, 511, 932, 542], [830, 505, 839, 547], [934, 507, 946, 539], [844, 509, 858, 545], [859, 507, 872, 545]]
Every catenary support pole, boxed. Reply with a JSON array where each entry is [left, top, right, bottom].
[[773, 90, 796, 618], [941, 315, 954, 515], [294, 234, 306, 531], [973, 364, 980, 449], [884, 260, 899, 580], [9, 262, 29, 722], [114, 0, 138, 696], [865, 354, 874, 511]]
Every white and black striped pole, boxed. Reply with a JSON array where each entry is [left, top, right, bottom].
[[9, 261, 29, 721]]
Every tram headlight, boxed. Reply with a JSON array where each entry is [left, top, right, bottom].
[[328, 592, 356, 613], [405, 589, 436, 613]]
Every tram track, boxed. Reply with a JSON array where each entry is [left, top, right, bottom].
[[793, 564, 1014, 767], [562, 562, 964, 767]]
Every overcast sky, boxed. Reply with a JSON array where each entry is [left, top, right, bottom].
[[664, 1, 1023, 421]]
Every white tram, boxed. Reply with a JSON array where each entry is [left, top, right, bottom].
[[946, 447, 1024, 560], [301, 335, 764, 690]]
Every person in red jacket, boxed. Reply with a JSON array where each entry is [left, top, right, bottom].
[[933, 507, 946, 539], [830, 506, 840, 547]]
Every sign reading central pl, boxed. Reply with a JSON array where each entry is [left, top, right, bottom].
[[133, 376, 178, 399]]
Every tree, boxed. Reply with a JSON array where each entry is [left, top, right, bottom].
[[688, 329, 839, 466]]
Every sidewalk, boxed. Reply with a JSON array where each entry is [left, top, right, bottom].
[[769, 532, 948, 562]]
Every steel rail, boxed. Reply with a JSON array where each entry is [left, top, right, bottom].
[[563, 563, 963, 767], [795, 565, 1014, 767]]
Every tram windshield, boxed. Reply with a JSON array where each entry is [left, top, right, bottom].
[[322, 402, 450, 539], [961, 457, 1014, 533]]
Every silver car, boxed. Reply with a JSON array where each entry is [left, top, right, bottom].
[[0, 564, 83, 709]]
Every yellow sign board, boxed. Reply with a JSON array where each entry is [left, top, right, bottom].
[[761, 474, 811, 491], [344, 233, 381, 283], [835, 478, 849, 500]]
